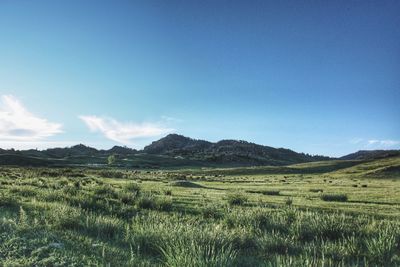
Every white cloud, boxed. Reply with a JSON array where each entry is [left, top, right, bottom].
[[0, 95, 62, 141], [79, 115, 173, 144], [367, 139, 400, 147]]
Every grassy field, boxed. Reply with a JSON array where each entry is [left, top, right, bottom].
[[0, 157, 399, 266]]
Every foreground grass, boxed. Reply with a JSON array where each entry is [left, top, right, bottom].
[[0, 162, 399, 266]]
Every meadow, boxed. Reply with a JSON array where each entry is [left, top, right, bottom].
[[0, 156, 399, 266]]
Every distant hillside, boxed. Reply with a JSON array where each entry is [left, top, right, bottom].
[[144, 134, 212, 155], [0, 145, 137, 160], [105, 146, 137, 155], [2, 134, 397, 168], [0, 154, 55, 167], [0, 134, 332, 167], [144, 134, 329, 166], [43, 144, 99, 158], [340, 150, 400, 160]]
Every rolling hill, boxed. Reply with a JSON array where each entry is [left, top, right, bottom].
[[143, 134, 329, 166]]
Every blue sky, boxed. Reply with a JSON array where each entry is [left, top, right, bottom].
[[0, 0, 399, 156]]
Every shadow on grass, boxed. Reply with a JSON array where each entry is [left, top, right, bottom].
[[170, 180, 225, 191]]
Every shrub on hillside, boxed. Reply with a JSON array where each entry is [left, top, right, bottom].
[[262, 190, 280, 196], [86, 214, 124, 239], [163, 189, 172, 196], [137, 195, 157, 210], [227, 192, 248, 206], [124, 182, 141, 194], [247, 189, 280, 196], [285, 197, 293, 206], [202, 204, 223, 219], [119, 192, 137, 205], [156, 197, 173, 212], [51, 205, 84, 230], [0, 193, 19, 208], [94, 185, 118, 198], [320, 193, 348, 202]]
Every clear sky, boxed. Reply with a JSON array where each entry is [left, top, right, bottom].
[[0, 0, 399, 157]]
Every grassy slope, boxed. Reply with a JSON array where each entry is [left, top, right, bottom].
[[330, 156, 400, 178]]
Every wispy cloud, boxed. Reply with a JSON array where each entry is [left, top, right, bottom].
[[0, 95, 62, 141], [349, 138, 400, 148], [79, 115, 173, 144], [367, 139, 400, 147]]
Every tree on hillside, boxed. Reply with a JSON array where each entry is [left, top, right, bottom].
[[107, 154, 116, 165]]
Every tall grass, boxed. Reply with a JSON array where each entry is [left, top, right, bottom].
[[159, 232, 237, 267], [0, 167, 399, 266]]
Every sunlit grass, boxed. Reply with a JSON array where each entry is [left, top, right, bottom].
[[0, 158, 399, 265]]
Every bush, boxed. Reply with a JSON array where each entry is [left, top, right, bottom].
[[62, 185, 79, 196], [247, 190, 280, 196], [156, 197, 173, 212], [227, 192, 248, 206], [163, 189, 172, 196], [10, 187, 36, 197], [321, 193, 348, 202], [86, 214, 124, 239], [259, 232, 299, 255], [202, 204, 223, 219], [119, 192, 137, 205], [51, 205, 84, 230], [285, 197, 293, 206], [262, 190, 280, 196], [124, 183, 141, 195], [170, 180, 204, 188], [230, 228, 259, 251], [94, 185, 118, 198], [137, 195, 157, 210], [0, 194, 19, 208], [73, 181, 80, 188]]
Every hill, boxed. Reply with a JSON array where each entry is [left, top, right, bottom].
[[143, 134, 212, 154], [144, 134, 329, 166], [340, 150, 400, 160]]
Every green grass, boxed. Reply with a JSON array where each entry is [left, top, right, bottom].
[[0, 156, 399, 266]]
